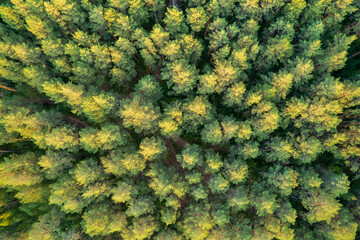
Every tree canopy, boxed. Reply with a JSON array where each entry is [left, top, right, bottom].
[[0, 0, 359, 239]]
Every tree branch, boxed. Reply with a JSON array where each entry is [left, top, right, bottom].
[[0, 83, 16, 92]]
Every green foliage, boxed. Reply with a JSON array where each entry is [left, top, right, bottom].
[[224, 158, 248, 184], [223, 81, 246, 107], [276, 201, 297, 225], [177, 144, 203, 170], [162, 59, 198, 94], [209, 174, 229, 194], [201, 120, 223, 144], [135, 75, 163, 101], [0, 153, 42, 187], [191, 184, 208, 201], [204, 149, 223, 174], [27, 207, 64, 240], [155, 229, 183, 240], [74, 159, 104, 186], [49, 175, 89, 213], [228, 186, 249, 212], [111, 181, 133, 204], [164, 7, 188, 35], [323, 172, 350, 198], [126, 196, 155, 218], [180, 204, 214, 240], [265, 165, 299, 196], [266, 137, 294, 163], [127, 215, 159, 240], [139, 136, 166, 161], [160, 207, 177, 226], [301, 188, 342, 224], [80, 124, 127, 153], [299, 168, 324, 189], [186, 7, 209, 32], [251, 183, 280, 217], [120, 94, 160, 133], [82, 204, 127, 236], [211, 204, 230, 226], [320, 208, 358, 240], [0, 0, 359, 239], [38, 150, 74, 179], [45, 126, 79, 150], [183, 96, 213, 129]]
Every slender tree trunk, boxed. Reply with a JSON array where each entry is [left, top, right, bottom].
[[0, 84, 16, 92], [348, 51, 360, 59], [0, 150, 20, 153]]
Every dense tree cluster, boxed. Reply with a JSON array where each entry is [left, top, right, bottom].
[[0, 0, 359, 239]]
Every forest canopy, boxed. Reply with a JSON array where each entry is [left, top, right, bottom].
[[0, 0, 360, 239]]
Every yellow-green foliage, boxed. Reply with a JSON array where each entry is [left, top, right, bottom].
[[0, 0, 359, 239]]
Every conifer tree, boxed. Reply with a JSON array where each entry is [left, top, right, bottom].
[[0, 0, 359, 239]]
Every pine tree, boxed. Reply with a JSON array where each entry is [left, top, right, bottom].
[[0, 0, 359, 239]]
